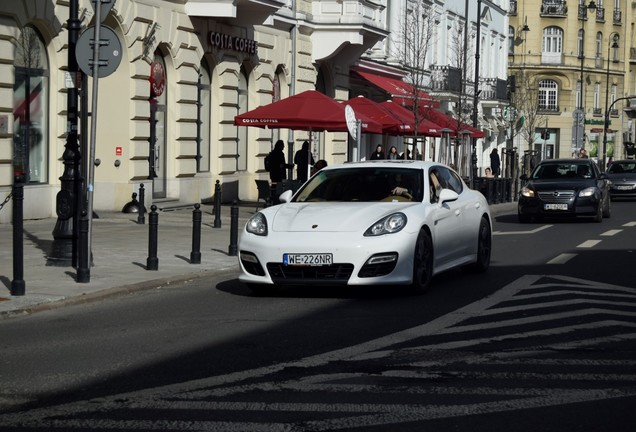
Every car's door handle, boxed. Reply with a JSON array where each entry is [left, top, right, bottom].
[[455, 209, 461, 216]]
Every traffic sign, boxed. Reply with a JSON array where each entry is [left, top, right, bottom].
[[90, 0, 115, 23], [75, 25, 122, 78]]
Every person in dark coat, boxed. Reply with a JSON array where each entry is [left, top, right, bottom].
[[294, 141, 315, 183], [489, 148, 501, 177], [370, 144, 384, 160], [268, 140, 293, 204]]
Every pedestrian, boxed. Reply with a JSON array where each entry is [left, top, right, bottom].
[[370, 144, 384, 160], [294, 141, 315, 183], [579, 148, 589, 159], [268, 140, 293, 203], [311, 159, 328, 176], [484, 167, 494, 178], [387, 145, 399, 160], [489, 148, 501, 177]]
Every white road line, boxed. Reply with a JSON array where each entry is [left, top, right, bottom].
[[577, 240, 601, 248], [547, 253, 576, 264], [601, 229, 622, 236], [624, 222, 636, 227], [493, 224, 553, 236]]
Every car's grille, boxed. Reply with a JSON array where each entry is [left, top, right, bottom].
[[267, 263, 354, 285], [538, 190, 575, 203]]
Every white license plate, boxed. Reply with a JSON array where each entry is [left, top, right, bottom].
[[544, 203, 568, 210], [283, 253, 333, 266], [616, 185, 634, 190]]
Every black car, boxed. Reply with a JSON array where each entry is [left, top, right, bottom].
[[607, 159, 636, 200], [518, 159, 611, 223]]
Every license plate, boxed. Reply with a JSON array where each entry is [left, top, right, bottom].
[[283, 253, 333, 266], [615, 185, 634, 190], [544, 203, 568, 210]]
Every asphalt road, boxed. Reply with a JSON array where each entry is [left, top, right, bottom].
[[1, 201, 635, 431]]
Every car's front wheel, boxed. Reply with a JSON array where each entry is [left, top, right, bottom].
[[602, 194, 611, 218], [411, 229, 434, 293]]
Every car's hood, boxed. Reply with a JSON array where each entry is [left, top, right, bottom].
[[607, 173, 636, 180], [527, 179, 597, 190], [270, 202, 416, 232]]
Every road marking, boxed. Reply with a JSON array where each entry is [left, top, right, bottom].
[[601, 229, 622, 236], [493, 224, 553, 235], [624, 222, 636, 227], [547, 253, 576, 264], [577, 240, 601, 248]]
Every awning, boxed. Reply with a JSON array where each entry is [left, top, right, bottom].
[[354, 71, 438, 108], [419, 107, 485, 139]]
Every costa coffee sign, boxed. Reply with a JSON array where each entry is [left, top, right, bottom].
[[149, 61, 165, 97], [209, 31, 257, 55]]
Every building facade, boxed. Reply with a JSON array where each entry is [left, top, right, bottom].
[[508, 0, 635, 169], [1, 0, 510, 224]]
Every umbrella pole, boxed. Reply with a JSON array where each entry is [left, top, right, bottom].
[[307, 130, 312, 181]]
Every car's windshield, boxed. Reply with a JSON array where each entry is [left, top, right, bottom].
[[531, 162, 595, 180], [293, 167, 424, 202], [608, 162, 636, 173]]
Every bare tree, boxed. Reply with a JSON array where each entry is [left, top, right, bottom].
[[392, 0, 438, 159], [512, 71, 547, 173]]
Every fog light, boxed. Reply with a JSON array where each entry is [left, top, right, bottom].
[[366, 253, 398, 265]]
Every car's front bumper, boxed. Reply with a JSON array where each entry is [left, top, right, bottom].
[[238, 229, 418, 287], [518, 195, 600, 218]]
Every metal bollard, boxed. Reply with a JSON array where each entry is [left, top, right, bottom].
[[190, 203, 202, 264], [138, 183, 146, 224], [213, 180, 222, 228], [146, 205, 159, 270], [77, 210, 90, 283], [228, 199, 239, 256], [11, 177, 25, 296]]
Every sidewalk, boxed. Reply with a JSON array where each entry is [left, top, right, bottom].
[[0, 201, 517, 319], [0, 202, 255, 318]]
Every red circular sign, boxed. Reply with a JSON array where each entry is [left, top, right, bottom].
[[149, 61, 165, 96]]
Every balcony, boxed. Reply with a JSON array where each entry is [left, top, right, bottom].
[[611, 109, 619, 116], [184, 0, 286, 24], [509, 0, 518, 15], [430, 65, 463, 94], [613, 9, 622, 25], [541, 0, 567, 17], [481, 78, 509, 102], [630, 48, 636, 63], [596, 7, 605, 22], [578, 4, 588, 20], [593, 108, 603, 116], [310, 0, 389, 62]]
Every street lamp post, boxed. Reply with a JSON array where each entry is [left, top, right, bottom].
[[471, 0, 482, 188], [602, 32, 620, 171]]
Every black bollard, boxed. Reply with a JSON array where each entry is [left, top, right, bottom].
[[77, 210, 90, 283], [147, 205, 159, 270], [190, 203, 202, 264], [11, 177, 25, 296], [228, 199, 239, 256], [213, 180, 222, 228], [138, 183, 146, 224]]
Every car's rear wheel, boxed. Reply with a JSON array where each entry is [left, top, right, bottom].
[[471, 217, 492, 273], [602, 195, 611, 218], [411, 229, 433, 293]]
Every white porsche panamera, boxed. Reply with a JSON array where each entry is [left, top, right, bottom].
[[238, 160, 492, 294]]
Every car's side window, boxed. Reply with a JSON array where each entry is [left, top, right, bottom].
[[429, 168, 444, 203]]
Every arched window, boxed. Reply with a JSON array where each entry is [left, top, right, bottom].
[[542, 27, 563, 64], [237, 65, 248, 172], [538, 79, 559, 111], [577, 29, 584, 58], [13, 25, 49, 183], [198, 60, 211, 173], [596, 32, 603, 59]]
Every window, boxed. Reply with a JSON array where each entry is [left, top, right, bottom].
[[577, 29, 584, 58], [594, 82, 601, 113], [538, 79, 558, 111], [198, 61, 211, 173], [576, 80, 582, 109], [237, 66, 248, 172], [596, 32, 602, 58], [542, 27, 563, 64], [508, 26, 515, 55], [13, 25, 49, 184]]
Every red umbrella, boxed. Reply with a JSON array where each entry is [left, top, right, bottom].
[[344, 96, 412, 135], [419, 107, 485, 138], [379, 101, 442, 137], [234, 90, 382, 133]]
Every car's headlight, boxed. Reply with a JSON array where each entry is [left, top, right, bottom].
[[578, 187, 596, 197], [520, 186, 535, 197], [246, 213, 268, 236], [364, 212, 407, 236]]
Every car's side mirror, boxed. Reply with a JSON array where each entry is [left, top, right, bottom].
[[438, 188, 459, 206], [279, 189, 293, 203]]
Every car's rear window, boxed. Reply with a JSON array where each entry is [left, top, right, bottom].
[[608, 162, 636, 173], [293, 167, 424, 202]]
